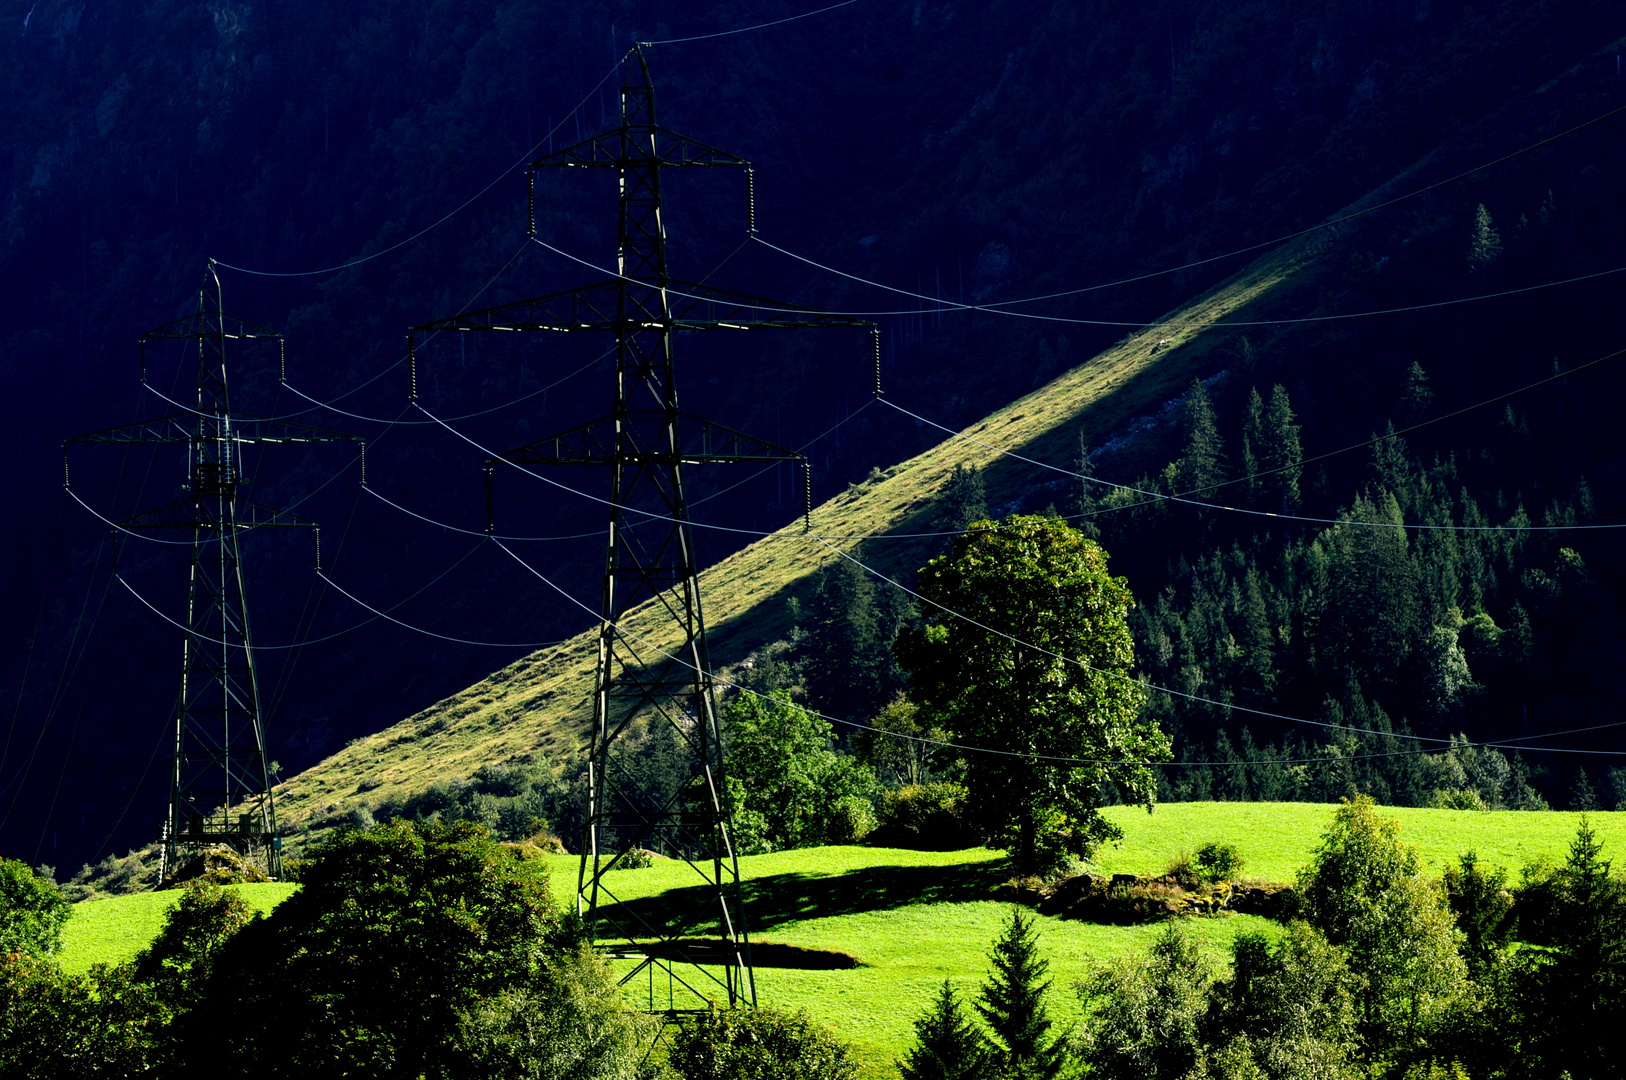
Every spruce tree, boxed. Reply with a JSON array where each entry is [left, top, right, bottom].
[[1175, 378, 1225, 496], [1263, 383, 1302, 512], [1397, 361, 1434, 427], [1241, 386, 1266, 506], [937, 463, 988, 538], [1071, 433, 1102, 540], [899, 980, 992, 1080], [977, 909, 1067, 1080], [1468, 203, 1502, 271]]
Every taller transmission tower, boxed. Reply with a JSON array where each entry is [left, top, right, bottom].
[[414, 47, 870, 1013], [66, 264, 359, 883]]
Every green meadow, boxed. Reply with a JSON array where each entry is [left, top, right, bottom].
[[56, 804, 1625, 1078], [58, 882, 297, 975]]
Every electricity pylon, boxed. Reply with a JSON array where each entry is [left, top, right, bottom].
[[413, 46, 870, 1014], [66, 264, 360, 883]]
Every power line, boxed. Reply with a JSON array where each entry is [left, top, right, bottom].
[[364, 483, 605, 541], [639, 0, 863, 45], [753, 236, 1626, 326], [213, 64, 626, 278], [114, 532, 489, 650], [747, 96, 1626, 315], [316, 561, 573, 650], [489, 535, 1626, 766], [877, 386, 1626, 533]]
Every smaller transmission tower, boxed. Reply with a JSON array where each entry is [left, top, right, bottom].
[[66, 263, 360, 882]]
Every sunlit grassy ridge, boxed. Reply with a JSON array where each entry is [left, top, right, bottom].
[[272, 235, 1319, 838]]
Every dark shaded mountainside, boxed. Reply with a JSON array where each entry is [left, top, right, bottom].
[[4, 0, 1626, 874]]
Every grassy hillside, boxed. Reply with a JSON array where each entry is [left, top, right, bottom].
[[58, 805, 1624, 1077], [271, 232, 1318, 840], [58, 882, 298, 975]]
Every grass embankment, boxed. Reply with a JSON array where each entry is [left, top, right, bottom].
[[65, 805, 1617, 1077], [57, 882, 297, 975], [271, 234, 1322, 843]]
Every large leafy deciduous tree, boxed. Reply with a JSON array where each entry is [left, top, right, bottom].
[[668, 1006, 859, 1080], [722, 690, 879, 853], [896, 514, 1168, 875], [183, 820, 651, 1079]]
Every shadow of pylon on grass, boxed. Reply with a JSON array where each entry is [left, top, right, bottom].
[[596, 853, 1014, 943]]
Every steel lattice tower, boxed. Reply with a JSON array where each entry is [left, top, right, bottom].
[[414, 47, 870, 1013], [66, 265, 359, 883]]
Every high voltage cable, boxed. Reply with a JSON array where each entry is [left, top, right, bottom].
[[213, 66, 625, 278], [754, 238, 1626, 327], [317, 561, 572, 650], [881, 394, 1626, 533], [415, 370, 1626, 540], [749, 96, 1626, 314], [144, 237, 541, 425], [365, 484, 606, 542], [531, 232, 1626, 332], [639, 0, 863, 45], [113, 537, 490, 651], [487, 535, 1625, 766]]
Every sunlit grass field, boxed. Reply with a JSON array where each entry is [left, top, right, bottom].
[[58, 882, 297, 975], [56, 804, 1625, 1078]]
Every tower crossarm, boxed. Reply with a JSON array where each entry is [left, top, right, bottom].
[[118, 496, 317, 532], [502, 411, 806, 467], [534, 124, 749, 170], [413, 278, 872, 335], [67, 415, 362, 446]]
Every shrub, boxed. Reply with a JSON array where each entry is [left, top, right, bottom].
[[1192, 842, 1245, 883], [1429, 789, 1488, 811], [826, 795, 877, 844], [875, 782, 978, 850], [611, 848, 653, 870], [0, 859, 70, 957], [668, 1005, 859, 1080]]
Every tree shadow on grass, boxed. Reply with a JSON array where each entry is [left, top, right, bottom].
[[593, 852, 1014, 941]]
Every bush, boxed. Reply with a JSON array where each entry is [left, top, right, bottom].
[[1192, 842, 1245, 883], [668, 1005, 860, 1080], [1428, 789, 1488, 811], [874, 782, 978, 850], [826, 795, 877, 844], [0, 859, 70, 957]]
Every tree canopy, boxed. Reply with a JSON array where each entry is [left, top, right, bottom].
[[897, 514, 1168, 875]]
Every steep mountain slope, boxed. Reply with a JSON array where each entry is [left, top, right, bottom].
[[10, 0, 1626, 872], [273, 232, 1315, 835]]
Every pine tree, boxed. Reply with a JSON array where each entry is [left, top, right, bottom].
[[1176, 378, 1225, 496], [1570, 767, 1599, 812], [899, 981, 992, 1080], [1468, 203, 1502, 271], [1263, 384, 1302, 512], [1397, 361, 1434, 427], [1242, 387, 1266, 507], [977, 909, 1067, 1080], [1071, 433, 1102, 540], [937, 463, 988, 538]]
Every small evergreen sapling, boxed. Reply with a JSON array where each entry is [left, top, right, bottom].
[[899, 980, 992, 1080], [978, 909, 1068, 1080]]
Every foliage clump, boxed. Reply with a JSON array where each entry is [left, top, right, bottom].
[[0, 858, 70, 957], [668, 1005, 859, 1080], [897, 514, 1169, 876]]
